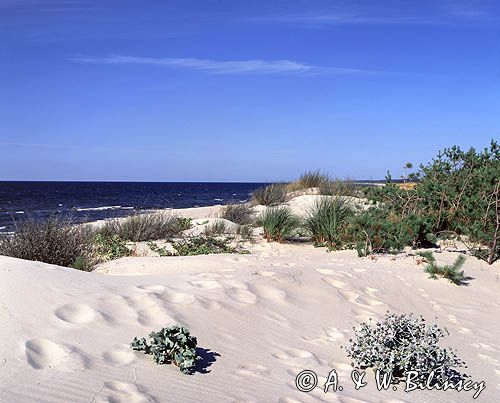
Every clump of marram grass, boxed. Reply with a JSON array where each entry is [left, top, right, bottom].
[[98, 213, 191, 242], [203, 220, 227, 236], [258, 206, 301, 242], [297, 170, 331, 189], [0, 216, 95, 270], [236, 224, 254, 240], [220, 203, 253, 225], [251, 184, 288, 206], [417, 252, 468, 285], [344, 312, 467, 385], [319, 178, 358, 197], [305, 197, 354, 248]]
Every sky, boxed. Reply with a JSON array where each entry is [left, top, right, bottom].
[[1, 0, 499, 182]]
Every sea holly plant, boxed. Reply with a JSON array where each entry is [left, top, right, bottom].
[[131, 326, 200, 374], [344, 312, 466, 384]]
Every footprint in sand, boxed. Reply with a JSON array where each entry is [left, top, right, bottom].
[[92, 381, 154, 403], [189, 279, 222, 289], [225, 288, 258, 304], [322, 278, 346, 289], [136, 284, 166, 293], [162, 292, 196, 305], [25, 338, 66, 369], [102, 345, 136, 367], [251, 284, 287, 304], [24, 339, 89, 371], [55, 303, 96, 324], [315, 268, 335, 275], [273, 348, 318, 363], [478, 353, 500, 365], [262, 311, 290, 327], [125, 295, 178, 326]]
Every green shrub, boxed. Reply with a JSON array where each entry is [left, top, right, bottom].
[[98, 213, 191, 242], [131, 326, 199, 374], [251, 184, 288, 206], [418, 252, 468, 285], [258, 206, 301, 242], [220, 203, 253, 225], [349, 207, 424, 257], [367, 141, 500, 264], [305, 197, 354, 248], [345, 312, 466, 384], [147, 241, 172, 256], [93, 233, 131, 260], [172, 236, 243, 256], [0, 217, 95, 269]]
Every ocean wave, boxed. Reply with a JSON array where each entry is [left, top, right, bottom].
[[75, 205, 122, 212], [214, 198, 224, 201], [121, 207, 134, 210], [15, 211, 24, 214]]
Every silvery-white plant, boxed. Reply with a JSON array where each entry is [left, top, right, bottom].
[[344, 312, 466, 384]]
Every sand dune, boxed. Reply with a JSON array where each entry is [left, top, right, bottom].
[[1, 232, 500, 402]]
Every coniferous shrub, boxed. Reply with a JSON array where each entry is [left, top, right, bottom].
[[258, 207, 301, 242], [418, 252, 468, 285], [131, 326, 199, 374], [305, 197, 353, 248], [345, 312, 466, 384]]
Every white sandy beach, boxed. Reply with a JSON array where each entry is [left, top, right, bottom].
[[1, 199, 500, 402]]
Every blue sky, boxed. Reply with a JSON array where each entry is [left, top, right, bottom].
[[1, 0, 499, 181]]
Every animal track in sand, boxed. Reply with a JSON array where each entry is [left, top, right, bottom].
[[273, 348, 317, 362], [262, 311, 290, 327], [315, 268, 335, 275], [234, 363, 271, 378], [196, 296, 222, 310], [225, 288, 258, 304], [93, 381, 153, 403], [103, 345, 136, 367], [54, 303, 96, 324]]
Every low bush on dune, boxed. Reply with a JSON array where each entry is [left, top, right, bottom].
[[131, 326, 199, 374], [220, 203, 253, 225], [305, 197, 354, 248], [236, 224, 254, 240], [319, 178, 358, 197], [251, 184, 288, 206], [93, 233, 131, 261], [98, 213, 191, 242], [172, 236, 245, 256], [364, 140, 499, 263], [0, 216, 95, 270], [418, 252, 468, 285], [344, 312, 467, 384], [258, 206, 301, 242]]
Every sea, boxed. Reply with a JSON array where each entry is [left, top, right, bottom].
[[0, 182, 266, 234]]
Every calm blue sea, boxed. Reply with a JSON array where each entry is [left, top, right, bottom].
[[0, 182, 266, 233]]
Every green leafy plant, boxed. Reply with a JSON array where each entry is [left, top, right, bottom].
[[344, 312, 466, 384], [305, 197, 354, 248], [93, 233, 131, 260], [251, 184, 288, 206], [418, 252, 468, 285], [147, 241, 172, 256], [258, 206, 301, 242], [220, 203, 253, 225], [131, 326, 199, 374], [236, 224, 254, 240], [172, 236, 244, 256]]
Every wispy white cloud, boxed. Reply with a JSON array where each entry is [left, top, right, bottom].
[[71, 55, 379, 76]]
